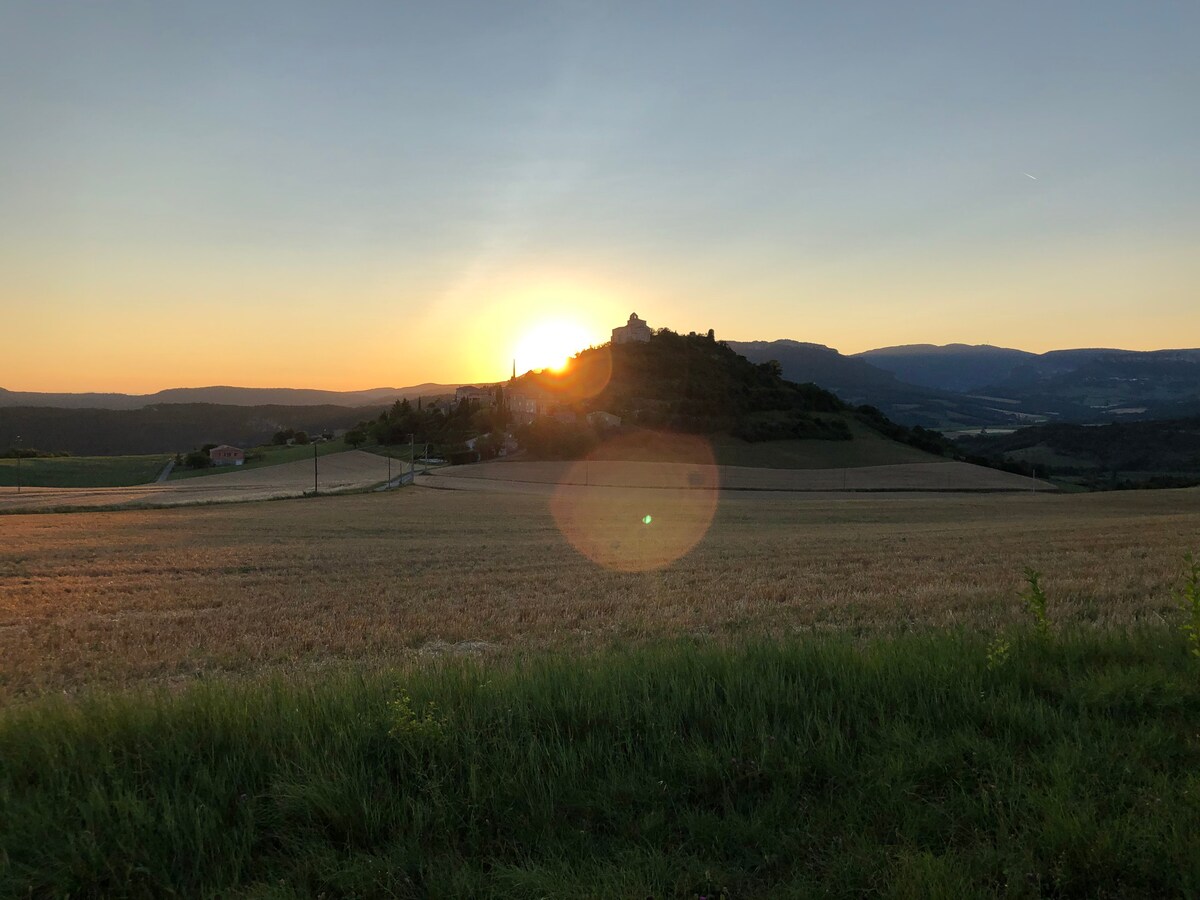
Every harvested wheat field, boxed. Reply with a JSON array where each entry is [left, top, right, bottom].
[[0, 450, 402, 514], [2, 484, 1198, 699], [420, 458, 1051, 492]]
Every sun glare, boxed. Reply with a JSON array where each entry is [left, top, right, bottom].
[[514, 320, 594, 373]]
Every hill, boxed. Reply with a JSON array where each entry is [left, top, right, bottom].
[[855, 344, 1200, 422], [519, 330, 851, 442], [0, 383, 459, 410], [506, 330, 970, 469], [725, 339, 1025, 430], [0, 403, 378, 456], [853, 343, 1038, 392], [977, 350, 1200, 418]]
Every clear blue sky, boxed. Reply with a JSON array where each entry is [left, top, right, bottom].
[[2, 1, 1197, 391]]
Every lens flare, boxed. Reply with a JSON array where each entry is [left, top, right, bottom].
[[550, 432, 718, 572]]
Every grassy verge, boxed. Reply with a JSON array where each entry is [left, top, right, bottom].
[[0, 454, 169, 487], [2, 631, 1198, 898]]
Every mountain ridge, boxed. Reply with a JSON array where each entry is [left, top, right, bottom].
[[0, 383, 462, 410]]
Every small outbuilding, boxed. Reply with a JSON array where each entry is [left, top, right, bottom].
[[209, 445, 246, 466]]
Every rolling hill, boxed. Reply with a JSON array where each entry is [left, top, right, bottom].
[[854, 344, 1200, 423], [725, 340, 1028, 430], [853, 344, 1038, 393], [0, 383, 460, 410]]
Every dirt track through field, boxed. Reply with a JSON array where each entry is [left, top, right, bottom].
[[0, 451, 402, 513]]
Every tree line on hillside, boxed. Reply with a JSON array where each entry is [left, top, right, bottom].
[[342, 394, 511, 458], [957, 417, 1200, 489]]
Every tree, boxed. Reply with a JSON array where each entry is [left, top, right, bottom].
[[185, 450, 211, 469], [294, 431, 310, 445], [345, 429, 367, 448]]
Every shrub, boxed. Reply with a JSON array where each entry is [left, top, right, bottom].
[[1020, 567, 1051, 638], [184, 450, 211, 469], [1175, 553, 1200, 658]]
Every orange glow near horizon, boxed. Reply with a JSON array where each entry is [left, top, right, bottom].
[[513, 320, 595, 374]]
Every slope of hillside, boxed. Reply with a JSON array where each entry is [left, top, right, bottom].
[[855, 344, 1200, 422], [725, 340, 1024, 429], [519, 331, 851, 442], [978, 351, 1200, 417], [508, 330, 969, 470], [853, 344, 1037, 392]]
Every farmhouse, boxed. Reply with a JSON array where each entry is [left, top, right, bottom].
[[611, 312, 652, 345], [209, 445, 245, 466]]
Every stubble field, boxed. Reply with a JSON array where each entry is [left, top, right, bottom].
[[0, 449, 401, 513], [2, 483, 1198, 701]]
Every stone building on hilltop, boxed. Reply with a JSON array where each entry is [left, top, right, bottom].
[[611, 312, 652, 345]]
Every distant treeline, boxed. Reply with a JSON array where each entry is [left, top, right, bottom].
[[957, 417, 1200, 489], [0, 404, 379, 456], [344, 395, 509, 457]]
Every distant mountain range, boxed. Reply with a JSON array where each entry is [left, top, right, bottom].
[[0, 383, 460, 410], [5, 341, 1200, 433], [727, 341, 1200, 429]]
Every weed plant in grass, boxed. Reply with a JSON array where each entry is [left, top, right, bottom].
[[3, 631, 1199, 898]]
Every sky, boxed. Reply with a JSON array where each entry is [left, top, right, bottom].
[[1, 1, 1197, 393]]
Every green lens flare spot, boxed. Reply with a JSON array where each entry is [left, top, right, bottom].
[[642, 515, 653, 525]]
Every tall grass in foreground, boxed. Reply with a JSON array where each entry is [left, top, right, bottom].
[[2, 632, 1199, 899]]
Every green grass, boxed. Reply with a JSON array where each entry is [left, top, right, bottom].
[[0, 454, 169, 488], [3, 631, 1199, 898], [710, 417, 940, 469], [168, 439, 353, 480]]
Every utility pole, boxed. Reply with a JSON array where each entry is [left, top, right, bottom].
[[14, 434, 20, 494], [312, 441, 318, 495], [410, 433, 415, 484]]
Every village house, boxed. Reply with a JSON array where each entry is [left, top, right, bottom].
[[209, 445, 246, 466], [508, 390, 546, 425], [455, 385, 494, 407]]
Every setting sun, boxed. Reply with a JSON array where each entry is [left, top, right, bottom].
[[513, 320, 595, 373]]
